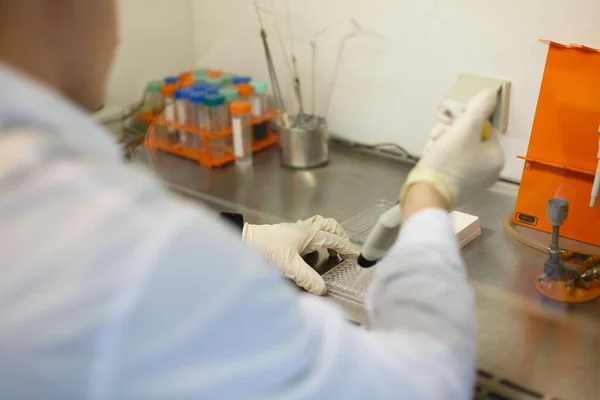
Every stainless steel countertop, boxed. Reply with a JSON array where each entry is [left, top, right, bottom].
[[136, 142, 600, 400]]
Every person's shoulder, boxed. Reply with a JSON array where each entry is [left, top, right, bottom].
[[0, 126, 198, 223], [0, 126, 231, 313], [0, 129, 246, 394], [0, 127, 222, 284]]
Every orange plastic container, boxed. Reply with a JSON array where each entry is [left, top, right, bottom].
[[513, 40, 600, 246]]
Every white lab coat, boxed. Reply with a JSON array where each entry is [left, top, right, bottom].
[[0, 64, 476, 399]]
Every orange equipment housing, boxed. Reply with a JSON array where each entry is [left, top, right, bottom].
[[513, 41, 600, 247]]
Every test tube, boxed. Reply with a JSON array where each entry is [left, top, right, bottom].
[[219, 87, 240, 152], [236, 83, 254, 103], [250, 79, 269, 140], [175, 88, 190, 145], [188, 90, 206, 152], [220, 87, 240, 126], [233, 76, 252, 85], [194, 74, 208, 84], [230, 100, 253, 167], [204, 86, 221, 96], [204, 94, 228, 158], [205, 76, 225, 88], [191, 83, 209, 92], [164, 76, 179, 85], [143, 81, 164, 115], [179, 71, 195, 87], [207, 70, 223, 78], [220, 87, 239, 103], [160, 84, 178, 143], [221, 73, 237, 87]]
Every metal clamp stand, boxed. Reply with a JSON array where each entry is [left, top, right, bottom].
[[535, 198, 600, 303], [539, 199, 575, 282]]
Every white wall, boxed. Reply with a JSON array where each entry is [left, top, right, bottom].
[[191, 0, 600, 181], [107, 0, 194, 108]]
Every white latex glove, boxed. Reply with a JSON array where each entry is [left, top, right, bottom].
[[425, 100, 466, 152], [401, 89, 505, 207], [243, 216, 359, 295]]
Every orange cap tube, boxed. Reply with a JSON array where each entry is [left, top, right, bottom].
[[206, 70, 223, 78], [235, 83, 254, 97], [160, 84, 177, 97], [230, 100, 251, 115]]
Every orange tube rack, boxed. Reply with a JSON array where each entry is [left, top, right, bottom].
[[138, 110, 278, 167]]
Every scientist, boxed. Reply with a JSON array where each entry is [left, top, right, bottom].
[[0, 1, 504, 399]]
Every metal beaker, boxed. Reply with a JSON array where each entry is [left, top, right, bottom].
[[279, 115, 329, 169]]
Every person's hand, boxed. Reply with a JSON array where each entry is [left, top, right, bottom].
[[243, 216, 359, 295], [401, 89, 505, 208], [424, 100, 464, 153]]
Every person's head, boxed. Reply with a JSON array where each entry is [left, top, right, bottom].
[[0, 0, 118, 111]]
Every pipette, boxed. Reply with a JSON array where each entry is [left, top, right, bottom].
[[253, 2, 288, 127], [310, 28, 327, 116], [358, 98, 497, 268], [291, 56, 305, 116], [358, 205, 402, 267]]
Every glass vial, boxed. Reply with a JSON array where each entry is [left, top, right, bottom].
[[144, 81, 164, 115], [175, 88, 189, 145], [250, 79, 269, 140], [160, 84, 178, 144], [204, 94, 228, 158], [188, 91, 206, 152]]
